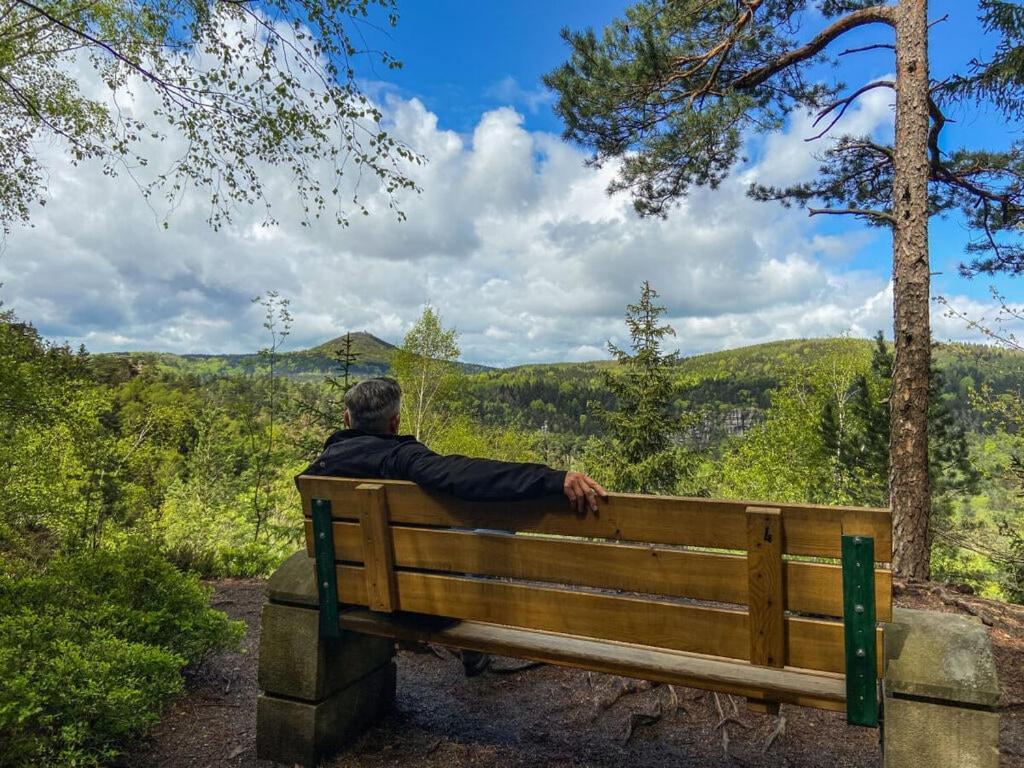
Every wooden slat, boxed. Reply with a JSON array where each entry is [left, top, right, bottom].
[[785, 561, 892, 622], [746, 507, 784, 668], [297, 475, 892, 559], [339, 608, 850, 712], [333, 565, 884, 675], [303, 519, 892, 621], [356, 483, 397, 613]]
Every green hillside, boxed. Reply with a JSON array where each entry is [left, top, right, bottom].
[[97, 330, 492, 380], [459, 338, 1024, 437], [301, 331, 397, 363]]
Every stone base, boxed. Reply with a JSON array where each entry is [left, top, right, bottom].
[[257, 551, 398, 766], [883, 607, 1000, 768], [256, 661, 397, 766], [883, 697, 999, 768], [258, 602, 395, 700]]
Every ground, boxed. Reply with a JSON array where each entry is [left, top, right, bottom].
[[122, 579, 1024, 768]]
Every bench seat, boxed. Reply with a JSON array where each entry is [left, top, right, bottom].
[[339, 606, 847, 710]]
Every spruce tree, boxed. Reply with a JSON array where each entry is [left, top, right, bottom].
[[592, 282, 684, 494], [826, 332, 978, 507]]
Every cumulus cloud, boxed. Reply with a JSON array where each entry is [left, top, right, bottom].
[[485, 75, 555, 114], [0, 61, 1018, 367]]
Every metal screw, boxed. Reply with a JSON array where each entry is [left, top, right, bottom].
[[322, 581, 329, 589], [319, 532, 326, 540], [854, 536, 863, 545], [855, 604, 864, 614], [856, 648, 866, 658]]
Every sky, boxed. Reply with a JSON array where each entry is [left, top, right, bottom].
[[1, 0, 1022, 367]]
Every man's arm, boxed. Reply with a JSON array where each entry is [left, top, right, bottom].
[[384, 442, 606, 509]]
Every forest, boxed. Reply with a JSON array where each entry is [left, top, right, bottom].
[[3, 287, 1024, 766]]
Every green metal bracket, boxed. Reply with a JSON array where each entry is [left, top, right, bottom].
[[842, 534, 878, 727], [311, 497, 340, 639]]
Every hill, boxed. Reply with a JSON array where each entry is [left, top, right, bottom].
[[459, 338, 1024, 438], [301, 331, 397, 362], [97, 330, 493, 381]]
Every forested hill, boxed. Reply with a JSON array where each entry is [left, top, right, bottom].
[[462, 338, 1024, 437], [100, 335, 1024, 439], [97, 331, 492, 380]]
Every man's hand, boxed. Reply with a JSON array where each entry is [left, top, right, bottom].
[[563, 471, 609, 514]]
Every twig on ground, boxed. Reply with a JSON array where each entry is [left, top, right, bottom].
[[621, 702, 664, 742], [763, 714, 787, 753], [664, 684, 681, 715]]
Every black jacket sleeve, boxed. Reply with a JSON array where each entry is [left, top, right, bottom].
[[382, 441, 565, 502]]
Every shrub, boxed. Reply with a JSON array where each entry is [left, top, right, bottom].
[[0, 545, 244, 767]]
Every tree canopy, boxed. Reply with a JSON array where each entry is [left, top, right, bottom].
[[0, 0, 419, 232], [544, 1, 1022, 274], [545, 0, 1024, 578]]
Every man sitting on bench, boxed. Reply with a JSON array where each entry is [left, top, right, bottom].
[[301, 376, 608, 676]]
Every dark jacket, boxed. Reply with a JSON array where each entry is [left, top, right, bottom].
[[299, 429, 566, 502]]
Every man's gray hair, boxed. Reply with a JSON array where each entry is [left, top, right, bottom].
[[344, 377, 401, 434]]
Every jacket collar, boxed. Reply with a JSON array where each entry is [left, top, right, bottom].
[[323, 428, 411, 449]]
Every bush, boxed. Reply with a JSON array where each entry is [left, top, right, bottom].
[[0, 545, 244, 767]]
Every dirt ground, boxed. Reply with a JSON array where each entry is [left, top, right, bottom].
[[121, 579, 1024, 768]]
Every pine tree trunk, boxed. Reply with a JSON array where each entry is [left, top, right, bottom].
[[890, 0, 932, 579]]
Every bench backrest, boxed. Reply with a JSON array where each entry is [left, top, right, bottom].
[[297, 475, 891, 680]]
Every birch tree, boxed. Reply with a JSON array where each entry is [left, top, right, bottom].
[[0, 0, 418, 232], [390, 306, 461, 443]]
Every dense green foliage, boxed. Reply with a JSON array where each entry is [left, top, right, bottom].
[[0, 546, 243, 768], [3, 297, 1024, 764], [584, 282, 691, 494]]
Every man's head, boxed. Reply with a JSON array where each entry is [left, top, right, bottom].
[[343, 377, 402, 435]]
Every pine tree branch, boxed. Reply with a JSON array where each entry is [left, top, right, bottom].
[[806, 80, 894, 142], [927, 95, 947, 168], [808, 206, 895, 224], [838, 42, 895, 56], [732, 6, 896, 91]]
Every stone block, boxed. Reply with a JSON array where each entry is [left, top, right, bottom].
[[883, 606, 1001, 768], [885, 607, 999, 708], [258, 602, 395, 700], [265, 550, 320, 607], [256, 661, 396, 766], [883, 697, 999, 768]]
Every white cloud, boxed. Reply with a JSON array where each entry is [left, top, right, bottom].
[[0, 57, 1016, 367], [485, 75, 555, 114]]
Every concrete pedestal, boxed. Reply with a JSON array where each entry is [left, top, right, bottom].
[[256, 551, 396, 766], [883, 607, 1000, 768]]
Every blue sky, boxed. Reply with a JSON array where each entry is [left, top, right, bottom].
[[382, 0, 1013, 303], [2, 0, 1021, 364]]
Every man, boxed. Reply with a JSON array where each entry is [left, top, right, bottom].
[[301, 377, 608, 675]]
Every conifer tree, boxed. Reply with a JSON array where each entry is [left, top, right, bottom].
[[546, 0, 1024, 577], [592, 282, 685, 494], [823, 332, 978, 508]]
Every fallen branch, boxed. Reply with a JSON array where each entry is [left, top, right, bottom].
[[621, 702, 664, 742]]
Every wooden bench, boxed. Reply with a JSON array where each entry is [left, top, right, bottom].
[[256, 475, 892, 765]]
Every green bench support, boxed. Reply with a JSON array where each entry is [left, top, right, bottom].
[[842, 534, 878, 727]]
